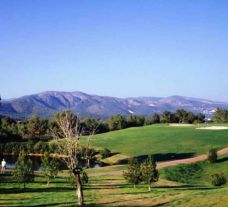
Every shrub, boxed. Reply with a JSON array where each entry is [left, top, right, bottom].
[[100, 148, 111, 159], [208, 148, 217, 163], [211, 173, 227, 186], [164, 163, 202, 183]]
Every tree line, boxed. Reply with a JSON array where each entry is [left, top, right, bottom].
[[213, 108, 228, 123], [0, 109, 207, 143], [2, 108, 228, 144]]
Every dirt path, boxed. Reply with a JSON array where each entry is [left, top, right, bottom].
[[91, 147, 228, 176]]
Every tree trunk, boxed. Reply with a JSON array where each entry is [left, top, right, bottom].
[[74, 172, 84, 206], [87, 159, 90, 168], [148, 184, 151, 192]]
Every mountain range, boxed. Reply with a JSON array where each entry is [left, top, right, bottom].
[[0, 91, 228, 119]]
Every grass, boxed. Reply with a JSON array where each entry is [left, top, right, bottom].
[[88, 124, 228, 164], [0, 175, 77, 206], [1, 157, 228, 207], [161, 156, 228, 186], [1, 124, 228, 206]]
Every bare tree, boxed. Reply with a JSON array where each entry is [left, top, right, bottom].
[[53, 111, 95, 206]]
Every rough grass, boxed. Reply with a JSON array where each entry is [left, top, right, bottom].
[[161, 155, 228, 186]]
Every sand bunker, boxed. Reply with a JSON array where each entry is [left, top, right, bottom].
[[169, 124, 192, 127], [196, 126, 228, 130]]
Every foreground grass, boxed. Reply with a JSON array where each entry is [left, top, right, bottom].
[[1, 155, 227, 206], [1, 174, 227, 207]]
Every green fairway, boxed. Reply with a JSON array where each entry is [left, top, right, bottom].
[[89, 124, 228, 163]]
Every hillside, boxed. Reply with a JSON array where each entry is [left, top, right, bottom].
[[89, 124, 228, 164], [0, 91, 228, 119]]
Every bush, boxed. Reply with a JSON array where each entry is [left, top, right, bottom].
[[208, 148, 217, 163], [211, 173, 227, 186], [164, 163, 203, 183], [100, 148, 111, 159]]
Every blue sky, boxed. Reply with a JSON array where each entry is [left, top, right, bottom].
[[0, 0, 228, 101]]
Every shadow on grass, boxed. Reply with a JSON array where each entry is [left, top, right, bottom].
[[116, 152, 195, 164], [0, 201, 77, 207], [217, 157, 228, 163], [89, 178, 123, 182], [85, 183, 127, 190], [87, 197, 172, 207], [154, 185, 215, 191], [0, 186, 74, 194]]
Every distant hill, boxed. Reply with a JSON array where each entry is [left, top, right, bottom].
[[0, 91, 228, 119]]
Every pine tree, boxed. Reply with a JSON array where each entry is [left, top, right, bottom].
[[41, 152, 59, 185], [140, 156, 159, 191], [123, 158, 141, 188], [13, 151, 34, 190]]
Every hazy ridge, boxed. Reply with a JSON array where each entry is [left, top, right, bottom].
[[0, 91, 228, 119]]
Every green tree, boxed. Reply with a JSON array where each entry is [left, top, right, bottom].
[[41, 152, 59, 185], [27, 115, 48, 138], [140, 156, 159, 191], [160, 111, 177, 123], [186, 112, 195, 124], [108, 114, 127, 130], [123, 158, 141, 188], [81, 147, 97, 168], [213, 108, 228, 123], [17, 122, 28, 138], [33, 141, 49, 153], [151, 113, 160, 124], [194, 113, 205, 123], [175, 109, 188, 123], [81, 118, 98, 135], [0, 116, 21, 142], [126, 115, 145, 127], [13, 151, 34, 190]]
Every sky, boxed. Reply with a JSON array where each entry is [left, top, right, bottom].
[[0, 0, 228, 101]]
